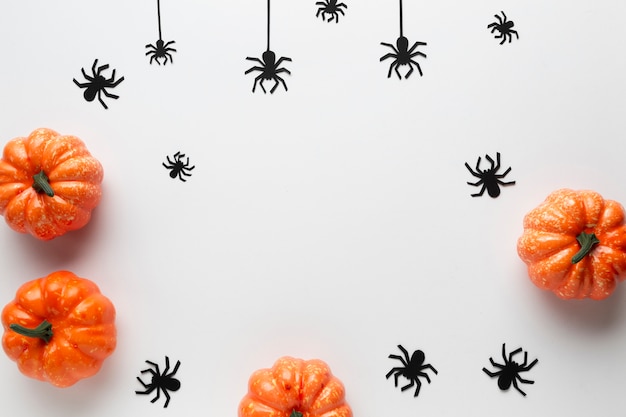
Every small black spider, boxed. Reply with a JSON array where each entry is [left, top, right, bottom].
[[488, 11, 519, 44], [380, 36, 427, 79], [146, 39, 177, 65], [465, 152, 515, 198], [386, 344, 438, 397], [136, 356, 181, 408], [245, 50, 292, 93], [73, 59, 125, 109], [483, 343, 538, 396], [316, 0, 347, 23], [163, 152, 195, 182]]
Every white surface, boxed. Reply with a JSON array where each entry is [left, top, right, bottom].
[[1, 1, 626, 416]]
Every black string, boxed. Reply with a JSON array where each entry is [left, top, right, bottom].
[[157, 0, 162, 41], [399, 0, 403, 37], [266, 0, 271, 51]]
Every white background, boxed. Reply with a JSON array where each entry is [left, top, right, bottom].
[[1, 1, 626, 416]]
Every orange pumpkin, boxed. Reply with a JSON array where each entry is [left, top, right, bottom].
[[517, 189, 626, 299], [239, 356, 352, 417], [0, 128, 103, 240]]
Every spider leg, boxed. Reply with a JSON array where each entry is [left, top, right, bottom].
[[274, 57, 293, 67], [404, 63, 415, 79], [400, 377, 415, 392], [417, 371, 431, 384], [511, 378, 527, 396], [135, 380, 156, 393], [97, 91, 109, 110], [393, 62, 403, 79], [271, 75, 288, 93], [471, 184, 487, 197], [467, 179, 483, 186], [384, 369, 402, 385], [520, 358, 538, 372], [515, 374, 535, 385], [508, 347, 523, 363], [81, 68, 95, 82], [150, 387, 162, 403], [245, 65, 264, 75], [257, 76, 267, 94], [465, 162, 480, 177], [101, 88, 120, 100], [496, 179, 516, 186], [73, 79, 90, 88], [423, 364, 438, 375], [489, 357, 505, 369], [145, 44, 156, 51], [500, 34, 507, 45], [482, 367, 501, 377], [396, 345, 411, 363], [106, 71, 125, 87], [388, 354, 408, 367], [162, 389, 172, 408], [245, 57, 265, 67], [409, 60, 423, 77], [511, 29, 519, 40]]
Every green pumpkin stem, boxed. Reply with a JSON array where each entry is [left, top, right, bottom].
[[289, 411, 303, 417], [571, 232, 600, 264], [10, 320, 53, 343], [32, 170, 54, 197]]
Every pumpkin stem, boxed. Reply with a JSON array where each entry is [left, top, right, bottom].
[[32, 170, 54, 197], [289, 411, 303, 417], [9, 320, 53, 343], [571, 232, 600, 264]]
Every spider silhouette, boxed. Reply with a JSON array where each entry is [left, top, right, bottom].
[[386, 344, 438, 397], [483, 344, 538, 396], [245, 50, 292, 93], [73, 59, 124, 109], [488, 11, 519, 44], [163, 152, 195, 182], [146, 0, 176, 64], [381, 0, 426, 79], [465, 152, 515, 198], [136, 356, 181, 408], [316, 0, 347, 23]]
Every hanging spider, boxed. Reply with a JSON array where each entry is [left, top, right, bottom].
[[386, 344, 438, 397], [488, 11, 519, 44], [246, 0, 291, 93], [465, 152, 515, 198], [316, 0, 347, 23], [381, 0, 426, 79], [163, 152, 195, 182], [245, 50, 292, 93], [73, 59, 124, 110], [483, 344, 538, 396], [136, 356, 181, 408], [146, 0, 176, 64]]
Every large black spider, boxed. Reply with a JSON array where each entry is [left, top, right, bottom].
[[316, 0, 347, 23], [488, 11, 519, 44], [146, 39, 177, 65], [380, 36, 427, 79], [465, 152, 515, 198], [386, 344, 438, 397], [136, 356, 181, 408], [163, 152, 195, 182], [73, 59, 124, 109], [245, 50, 292, 93], [483, 344, 538, 396]]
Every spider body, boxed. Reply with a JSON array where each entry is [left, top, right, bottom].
[[245, 50, 292, 93], [146, 39, 177, 65], [488, 11, 519, 44], [163, 152, 195, 182], [483, 344, 538, 396], [136, 356, 181, 408], [465, 152, 515, 198], [73, 59, 124, 109], [316, 0, 347, 23], [386, 344, 438, 397], [380, 36, 427, 79]]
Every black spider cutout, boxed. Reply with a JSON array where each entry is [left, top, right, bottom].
[[146, 0, 176, 64], [381, 0, 426, 79], [465, 152, 515, 198], [386, 344, 438, 397], [245, 0, 291, 93], [136, 356, 181, 408], [488, 11, 519, 44], [163, 152, 195, 182], [483, 344, 538, 396], [73, 59, 125, 109], [316, 0, 347, 23]]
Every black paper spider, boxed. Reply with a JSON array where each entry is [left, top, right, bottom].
[[73, 59, 124, 109], [483, 344, 538, 396], [136, 356, 181, 408], [488, 11, 519, 44], [146, 0, 176, 64], [246, 0, 291, 93], [465, 152, 515, 198], [381, 0, 426, 79], [316, 0, 347, 23], [245, 50, 292, 93], [386, 344, 438, 397], [163, 152, 195, 182]]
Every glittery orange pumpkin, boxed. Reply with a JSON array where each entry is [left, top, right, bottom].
[[517, 189, 626, 299]]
